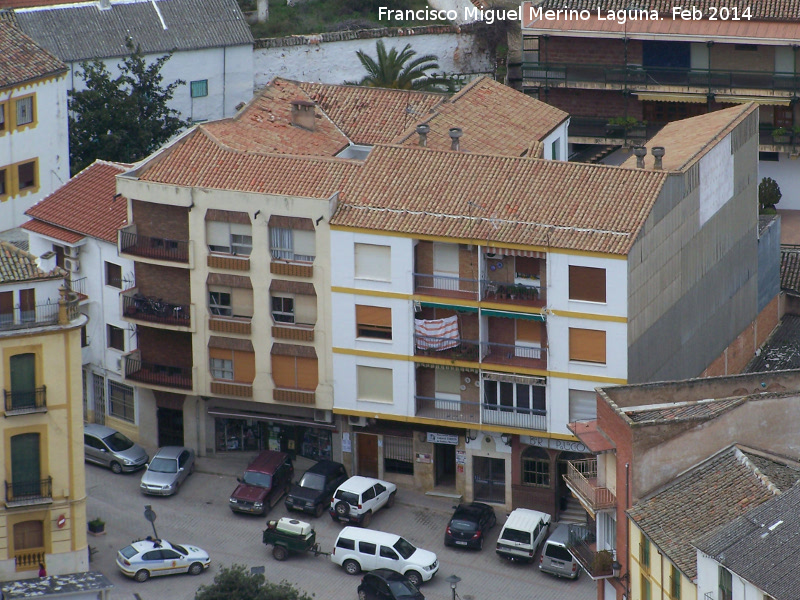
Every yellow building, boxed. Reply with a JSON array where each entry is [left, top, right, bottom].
[[0, 242, 87, 579]]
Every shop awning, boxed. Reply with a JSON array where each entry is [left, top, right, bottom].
[[482, 309, 545, 321], [635, 92, 708, 103], [715, 95, 792, 106], [484, 247, 546, 258], [208, 408, 337, 430], [420, 302, 478, 313]]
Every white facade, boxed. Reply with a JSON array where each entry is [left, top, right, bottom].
[[541, 120, 570, 161], [696, 552, 762, 600]]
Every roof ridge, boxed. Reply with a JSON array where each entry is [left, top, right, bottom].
[[734, 447, 783, 496], [295, 78, 447, 98]]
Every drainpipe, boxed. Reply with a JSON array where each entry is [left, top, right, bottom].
[[625, 462, 630, 600]]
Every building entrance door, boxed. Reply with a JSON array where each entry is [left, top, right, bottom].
[[434, 443, 455, 486], [357, 433, 379, 478], [473, 456, 505, 503], [158, 408, 184, 447]]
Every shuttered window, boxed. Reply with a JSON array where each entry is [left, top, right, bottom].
[[356, 305, 392, 340], [354, 243, 390, 281], [569, 266, 606, 303], [357, 366, 393, 403], [433, 243, 459, 275], [569, 328, 606, 364], [295, 295, 316, 325], [271, 355, 318, 391], [568, 389, 597, 421]]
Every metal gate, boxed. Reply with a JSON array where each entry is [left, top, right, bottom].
[[473, 456, 505, 503], [92, 374, 105, 425]]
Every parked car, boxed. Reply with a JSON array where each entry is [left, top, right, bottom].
[[84, 423, 148, 474], [496, 508, 551, 562], [332, 527, 438, 587], [285, 460, 348, 518], [229, 449, 293, 515], [330, 476, 397, 527], [444, 502, 497, 550], [539, 523, 581, 579], [358, 569, 425, 600], [140, 446, 195, 496], [116, 538, 210, 582]]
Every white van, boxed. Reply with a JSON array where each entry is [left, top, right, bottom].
[[496, 508, 551, 562], [331, 527, 439, 587], [539, 523, 581, 579]]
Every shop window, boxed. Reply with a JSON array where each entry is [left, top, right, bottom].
[[383, 435, 413, 475], [105, 261, 122, 288], [354, 243, 390, 281], [108, 381, 134, 422], [18, 161, 35, 190], [270, 227, 315, 262], [190, 79, 208, 98], [569, 266, 606, 302], [356, 365, 393, 403], [521, 446, 550, 487], [107, 325, 125, 351], [569, 328, 606, 364], [15, 96, 34, 126], [356, 305, 392, 340]]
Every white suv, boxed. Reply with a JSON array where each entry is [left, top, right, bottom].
[[330, 476, 397, 527]]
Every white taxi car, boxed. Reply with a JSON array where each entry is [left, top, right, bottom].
[[116, 538, 210, 582]]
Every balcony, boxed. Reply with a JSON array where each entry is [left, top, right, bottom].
[[414, 334, 480, 362], [481, 341, 547, 370], [0, 296, 80, 332], [415, 395, 480, 424], [482, 403, 546, 430], [566, 523, 614, 580], [5, 477, 53, 507], [3, 387, 46, 416], [122, 291, 192, 329], [563, 458, 616, 516], [482, 279, 545, 307], [119, 227, 190, 265], [567, 116, 663, 146], [15, 548, 45, 571], [66, 276, 89, 302], [123, 351, 192, 391], [413, 273, 479, 301]]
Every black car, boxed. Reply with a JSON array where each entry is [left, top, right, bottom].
[[358, 569, 424, 600], [444, 502, 497, 550], [284, 460, 348, 517]]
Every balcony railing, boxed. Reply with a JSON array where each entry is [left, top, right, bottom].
[[124, 354, 192, 390], [415, 395, 480, 424], [566, 523, 614, 579], [0, 297, 80, 331], [481, 341, 547, 370], [66, 276, 88, 298], [5, 477, 53, 505], [119, 230, 189, 263], [567, 116, 663, 144], [414, 334, 480, 362], [564, 459, 616, 513], [413, 272, 479, 300], [482, 403, 546, 430], [3, 387, 46, 415], [15, 548, 45, 571], [482, 279, 545, 305], [122, 293, 191, 327]]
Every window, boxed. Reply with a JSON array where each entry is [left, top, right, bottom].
[[380, 546, 399, 559], [641, 575, 652, 600], [734, 44, 757, 51], [759, 151, 780, 162], [384, 435, 413, 475], [18, 161, 35, 190], [9, 353, 36, 410], [521, 446, 549, 487], [0, 103, 5, 132], [354, 243, 390, 281], [336, 538, 355, 550], [569, 328, 606, 364], [433, 243, 459, 277], [0, 169, 6, 197], [209, 289, 232, 316], [81, 325, 88, 347], [569, 389, 596, 422], [210, 357, 234, 380], [206, 221, 252, 256], [359, 542, 377, 555], [107, 325, 125, 351], [108, 381, 134, 422], [551, 139, 560, 160], [105, 262, 122, 288], [10, 433, 40, 499], [356, 305, 392, 340], [19, 288, 35, 322], [271, 354, 318, 391], [0, 290, 11, 325], [484, 378, 546, 414], [209, 286, 253, 319], [14, 520, 44, 552], [15, 96, 33, 126], [569, 266, 606, 302], [669, 564, 681, 599], [272, 296, 294, 323], [270, 227, 315, 262], [210, 347, 255, 383], [190, 80, 209, 98], [356, 365, 393, 402], [640, 536, 651, 570], [719, 566, 733, 600]]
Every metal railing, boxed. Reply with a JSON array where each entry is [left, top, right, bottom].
[[482, 279, 544, 303], [5, 477, 52, 504], [415, 395, 480, 424], [567, 116, 664, 143], [566, 523, 614, 579], [0, 298, 79, 331], [481, 403, 546, 430], [414, 334, 480, 361], [66, 276, 88, 297], [413, 272, 479, 298], [481, 341, 547, 369], [565, 459, 616, 510], [3, 386, 46, 415], [122, 293, 190, 326], [124, 354, 192, 390], [119, 230, 189, 263]]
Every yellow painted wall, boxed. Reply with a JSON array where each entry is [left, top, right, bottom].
[[628, 520, 697, 600]]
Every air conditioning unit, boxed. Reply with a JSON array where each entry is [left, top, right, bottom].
[[348, 416, 367, 427], [64, 246, 80, 258], [64, 257, 80, 273], [314, 409, 332, 424], [115, 358, 123, 371]]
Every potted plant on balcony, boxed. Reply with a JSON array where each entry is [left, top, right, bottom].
[[792, 125, 800, 145], [772, 127, 790, 144], [591, 549, 613, 576], [88, 517, 105, 536], [606, 116, 645, 139]]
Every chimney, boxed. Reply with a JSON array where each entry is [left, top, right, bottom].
[[416, 124, 430, 147], [290, 99, 316, 131], [98, 0, 111, 10], [449, 127, 463, 151], [633, 146, 647, 169], [38, 250, 57, 273], [652, 146, 665, 170]]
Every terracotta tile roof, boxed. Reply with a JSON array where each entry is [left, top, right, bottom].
[[0, 240, 65, 283], [137, 128, 360, 198], [332, 145, 666, 255], [535, 0, 800, 21], [628, 445, 799, 579], [0, 19, 65, 89], [393, 77, 569, 156], [21, 220, 84, 244], [780, 245, 800, 296], [744, 314, 800, 372], [624, 396, 744, 423], [621, 103, 757, 172], [297, 81, 445, 146], [24, 160, 130, 243], [202, 79, 350, 157]]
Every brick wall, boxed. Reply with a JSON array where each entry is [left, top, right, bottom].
[[542, 36, 641, 65], [458, 245, 480, 282], [488, 316, 514, 345], [135, 262, 191, 305], [415, 241, 433, 275], [541, 88, 643, 120], [711, 44, 774, 72], [132, 200, 189, 241], [138, 327, 192, 368]]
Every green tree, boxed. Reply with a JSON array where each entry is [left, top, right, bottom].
[[195, 564, 314, 600], [759, 177, 782, 214], [68, 39, 188, 175], [352, 40, 454, 92]]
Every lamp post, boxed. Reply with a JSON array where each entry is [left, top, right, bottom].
[[445, 574, 461, 600]]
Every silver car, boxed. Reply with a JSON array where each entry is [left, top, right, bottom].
[[84, 423, 149, 474], [140, 446, 195, 496]]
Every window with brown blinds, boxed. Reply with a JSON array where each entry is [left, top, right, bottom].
[[568, 328, 606, 364], [516, 319, 541, 343], [356, 305, 392, 340], [568, 266, 606, 303], [271, 355, 318, 391]]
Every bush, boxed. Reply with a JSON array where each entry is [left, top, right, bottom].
[[759, 177, 782, 213], [195, 564, 314, 600]]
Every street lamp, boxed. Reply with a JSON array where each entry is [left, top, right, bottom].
[[445, 574, 461, 600]]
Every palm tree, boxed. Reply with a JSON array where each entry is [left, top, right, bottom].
[[353, 40, 453, 92]]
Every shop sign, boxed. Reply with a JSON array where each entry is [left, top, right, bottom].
[[455, 449, 466, 465], [426, 432, 459, 445], [342, 433, 351, 453], [520, 435, 588, 453], [416, 453, 432, 463]]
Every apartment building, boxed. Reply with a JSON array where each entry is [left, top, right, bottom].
[[0, 242, 88, 579], [329, 102, 768, 515], [520, 1, 800, 208], [0, 20, 68, 229]]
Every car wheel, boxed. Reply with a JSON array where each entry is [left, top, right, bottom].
[[188, 562, 204, 576], [406, 570, 422, 587], [344, 559, 361, 575], [334, 500, 349, 517], [314, 503, 325, 518], [134, 569, 149, 583], [360, 510, 372, 528], [358, 590, 368, 600], [272, 545, 288, 561], [386, 492, 396, 508], [110, 461, 122, 475]]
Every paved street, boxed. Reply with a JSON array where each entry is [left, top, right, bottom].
[[86, 452, 595, 600]]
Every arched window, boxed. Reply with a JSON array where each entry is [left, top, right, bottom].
[[521, 446, 550, 487]]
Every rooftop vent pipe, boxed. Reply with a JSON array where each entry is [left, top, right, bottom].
[[652, 146, 665, 170], [633, 146, 647, 169], [416, 124, 430, 147], [449, 127, 463, 151]]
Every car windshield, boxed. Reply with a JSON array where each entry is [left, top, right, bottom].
[[243, 471, 272, 488], [393, 537, 417, 560], [103, 432, 134, 452], [119, 545, 138, 559], [500, 528, 530, 544], [171, 543, 188, 556], [299, 473, 326, 491], [148, 457, 178, 473], [450, 519, 478, 532], [388, 579, 419, 598]]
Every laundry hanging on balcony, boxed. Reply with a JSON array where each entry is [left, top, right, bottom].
[[415, 315, 459, 350]]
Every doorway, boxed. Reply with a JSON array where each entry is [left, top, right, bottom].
[[473, 456, 505, 503], [357, 433, 379, 478], [157, 408, 184, 447], [434, 443, 456, 487]]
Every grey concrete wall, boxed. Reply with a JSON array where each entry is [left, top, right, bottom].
[[758, 215, 781, 313]]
